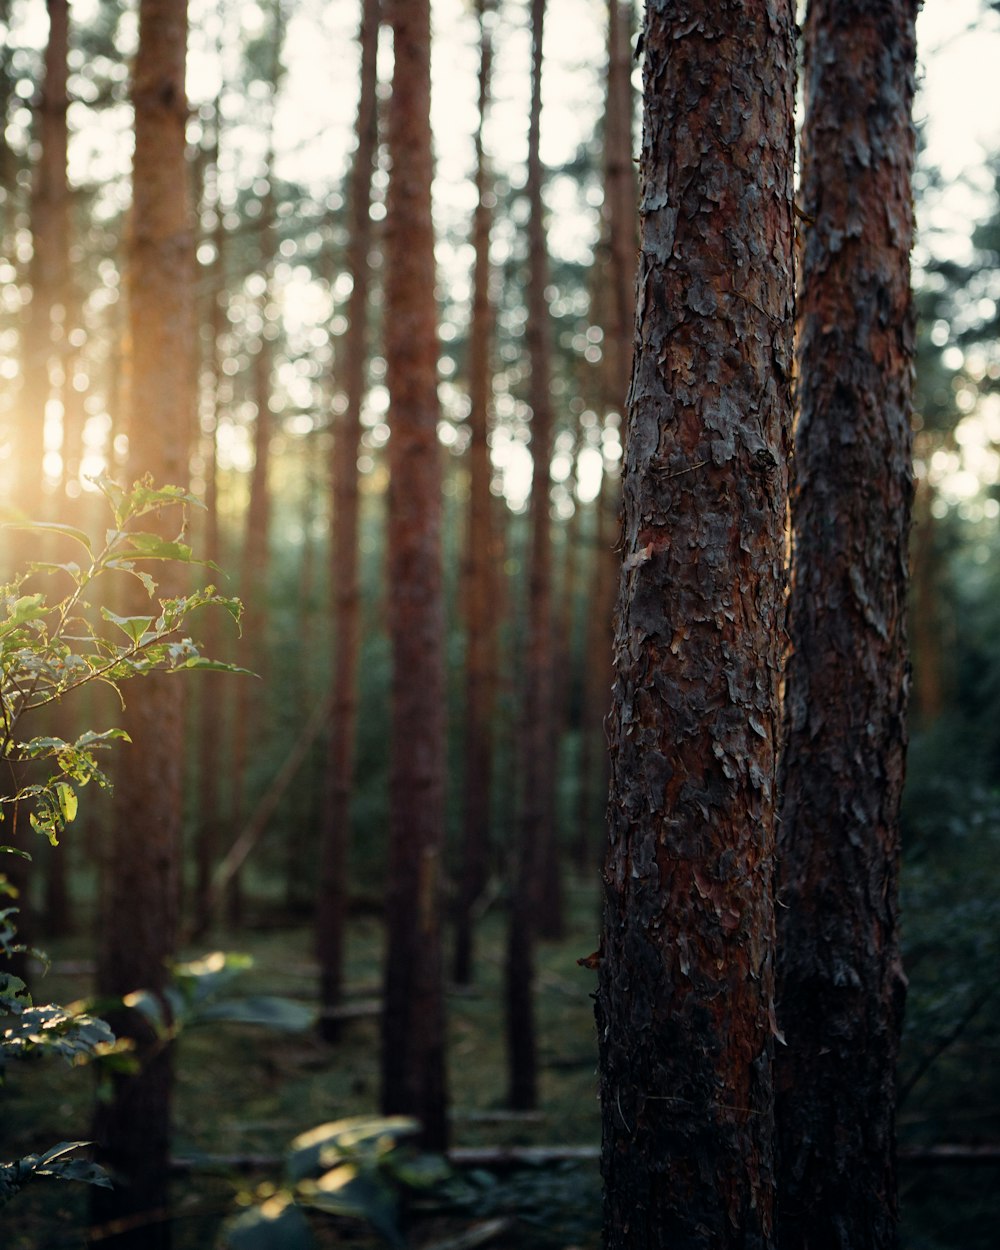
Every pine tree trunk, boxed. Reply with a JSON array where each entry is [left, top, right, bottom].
[[596, 2, 796, 1245], [316, 0, 379, 1041], [505, 0, 557, 1110], [227, 17, 283, 929], [91, 2, 192, 1244], [774, 4, 917, 1247], [192, 106, 226, 939], [454, 0, 498, 989], [380, 0, 449, 1152]]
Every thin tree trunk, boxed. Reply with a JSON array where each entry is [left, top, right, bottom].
[[454, 0, 498, 989], [576, 0, 636, 876], [316, 0, 380, 1042], [774, 4, 917, 1247], [227, 8, 284, 928], [380, 0, 449, 1152], [505, 0, 557, 1112], [91, 2, 192, 1244], [596, 2, 796, 1245], [192, 103, 226, 939]]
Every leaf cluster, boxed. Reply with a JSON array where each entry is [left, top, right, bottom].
[[224, 1116, 451, 1250], [1, 476, 246, 848]]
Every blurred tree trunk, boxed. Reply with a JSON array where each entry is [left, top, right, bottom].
[[4, 0, 71, 984], [227, 5, 284, 929], [454, 0, 498, 989], [91, 1, 193, 1245], [595, 1, 796, 1245], [192, 102, 226, 939], [505, 0, 556, 1111], [380, 0, 449, 1152], [774, 3, 917, 1247], [316, 0, 379, 1041], [576, 0, 637, 873], [909, 472, 946, 727]]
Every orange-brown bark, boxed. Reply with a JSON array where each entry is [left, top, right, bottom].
[[92, 2, 192, 1243], [775, 3, 918, 1247], [596, 1, 796, 1245]]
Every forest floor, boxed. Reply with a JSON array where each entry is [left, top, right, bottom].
[[2, 872, 998, 1249], [3, 877, 605, 1250]]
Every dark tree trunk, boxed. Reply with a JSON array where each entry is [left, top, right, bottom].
[[454, 0, 498, 989], [595, 2, 796, 1246], [91, 2, 192, 1244], [774, 4, 917, 1248], [380, 0, 449, 1153], [316, 0, 379, 1041], [505, 0, 557, 1110]]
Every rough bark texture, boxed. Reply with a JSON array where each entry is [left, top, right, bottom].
[[380, 0, 449, 1152], [316, 0, 379, 1040], [595, 2, 796, 1246], [454, 0, 498, 988], [774, 4, 917, 1247], [505, 0, 555, 1110], [91, 2, 192, 1244]]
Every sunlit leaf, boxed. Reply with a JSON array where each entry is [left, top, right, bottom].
[[99, 608, 154, 645], [3, 522, 93, 555], [121, 532, 195, 562], [223, 1195, 315, 1250]]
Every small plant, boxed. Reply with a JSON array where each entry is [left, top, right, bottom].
[[223, 1116, 452, 1250], [0, 476, 245, 1205]]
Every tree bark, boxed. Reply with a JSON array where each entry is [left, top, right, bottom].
[[454, 0, 498, 989], [596, 2, 796, 1246], [380, 0, 449, 1152], [91, 2, 192, 1244], [774, 4, 917, 1248], [316, 0, 380, 1041]]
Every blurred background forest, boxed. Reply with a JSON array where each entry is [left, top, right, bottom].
[[2, 0, 1000, 1247]]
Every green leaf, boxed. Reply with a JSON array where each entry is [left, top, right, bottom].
[[0, 846, 32, 861], [55, 782, 78, 825], [1, 595, 46, 632], [121, 532, 195, 562], [99, 608, 155, 645], [303, 1168, 405, 1249], [104, 559, 157, 596], [175, 657, 257, 676], [223, 1197, 315, 1250], [4, 522, 93, 555], [128, 481, 204, 515], [193, 996, 314, 1031], [286, 1118, 420, 1183]]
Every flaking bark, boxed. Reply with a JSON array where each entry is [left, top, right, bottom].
[[595, 2, 796, 1246], [775, 3, 917, 1247]]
